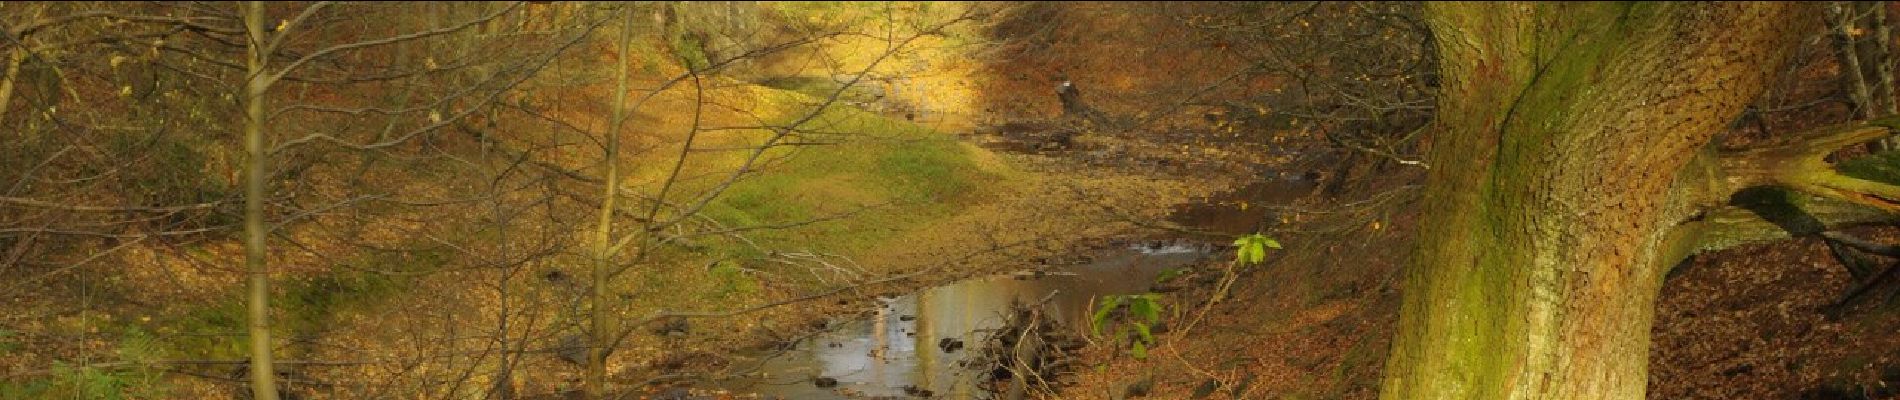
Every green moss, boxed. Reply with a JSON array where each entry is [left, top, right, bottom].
[[1398, 3, 1692, 396], [1837, 149, 1900, 185]]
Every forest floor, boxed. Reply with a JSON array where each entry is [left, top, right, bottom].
[[589, 86, 1900, 400], [1050, 140, 1900, 400], [7, 76, 1897, 400], [8, 7, 1900, 397], [0, 66, 1234, 399]]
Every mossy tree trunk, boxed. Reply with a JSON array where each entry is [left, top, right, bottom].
[[1382, 3, 1836, 398]]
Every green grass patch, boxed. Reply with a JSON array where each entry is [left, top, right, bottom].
[[753, 76, 884, 104], [104, 128, 233, 205], [0, 329, 17, 355], [154, 249, 436, 360], [1, 328, 166, 400], [697, 90, 994, 256]]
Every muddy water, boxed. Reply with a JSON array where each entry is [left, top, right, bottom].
[[722, 244, 1210, 399], [1169, 173, 1320, 236]]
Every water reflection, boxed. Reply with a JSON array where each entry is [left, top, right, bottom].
[[728, 244, 1207, 399]]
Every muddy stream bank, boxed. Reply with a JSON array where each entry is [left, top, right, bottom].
[[679, 174, 1316, 399], [712, 242, 1207, 399], [629, 126, 1323, 400]]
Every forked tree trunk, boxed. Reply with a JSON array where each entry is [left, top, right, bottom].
[[1382, 3, 1807, 399]]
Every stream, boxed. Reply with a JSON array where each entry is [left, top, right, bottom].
[[700, 171, 1319, 399], [717, 242, 1212, 399]]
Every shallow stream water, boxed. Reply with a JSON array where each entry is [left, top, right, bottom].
[[718, 243, 1211, 399]]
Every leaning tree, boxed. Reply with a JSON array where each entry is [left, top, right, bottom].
[[1384, 2, 1900, 398]]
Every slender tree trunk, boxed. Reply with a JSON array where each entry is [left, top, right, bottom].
[[0, 47, 22, 126], [0, 5, 42, 128], [1869, 2, 1896, 116], [1828, 1, 1900, 152], [241, 2, 281, 400], [1382, 3, 1804, 399], [1833, 2, 1878, 121], [1863, 1, 1900, 150], [586, 4, 637, 397]]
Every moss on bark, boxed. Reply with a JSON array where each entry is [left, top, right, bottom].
[[1383, 3, 1809, 399]]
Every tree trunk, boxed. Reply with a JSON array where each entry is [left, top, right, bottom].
[[0, 5, 44, 128], [1832, 2, 1879, 121], [586, 4, 637, 398], [1863, 1, 1900, 151], [1831, 2, 1900, 151], [241, 2, 281, 400], [0, 47, 23, 126], [1382, 3, 1806, 399], [1865, 2, 1896, 118]]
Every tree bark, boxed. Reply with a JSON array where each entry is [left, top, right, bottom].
[[1382, 3, 1807, 399], [1832, 1, 1900, 151], [241, 2, 281, 400], [1866, 2, 1896, 117], [0, 5, 46, 128], [1832, 2, 1879, 121], [586, 4, 636, 398], [0, 47, 22, 127]]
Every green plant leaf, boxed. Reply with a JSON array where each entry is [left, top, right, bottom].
[[1233, 233, 1278, 265], [1131, 341, 1148, 360], [1154, 267, 1188, 283], [1129, 296, 1160, 323], [1091, 295, 1125, 336], [1133, 321, 1153, 344]]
